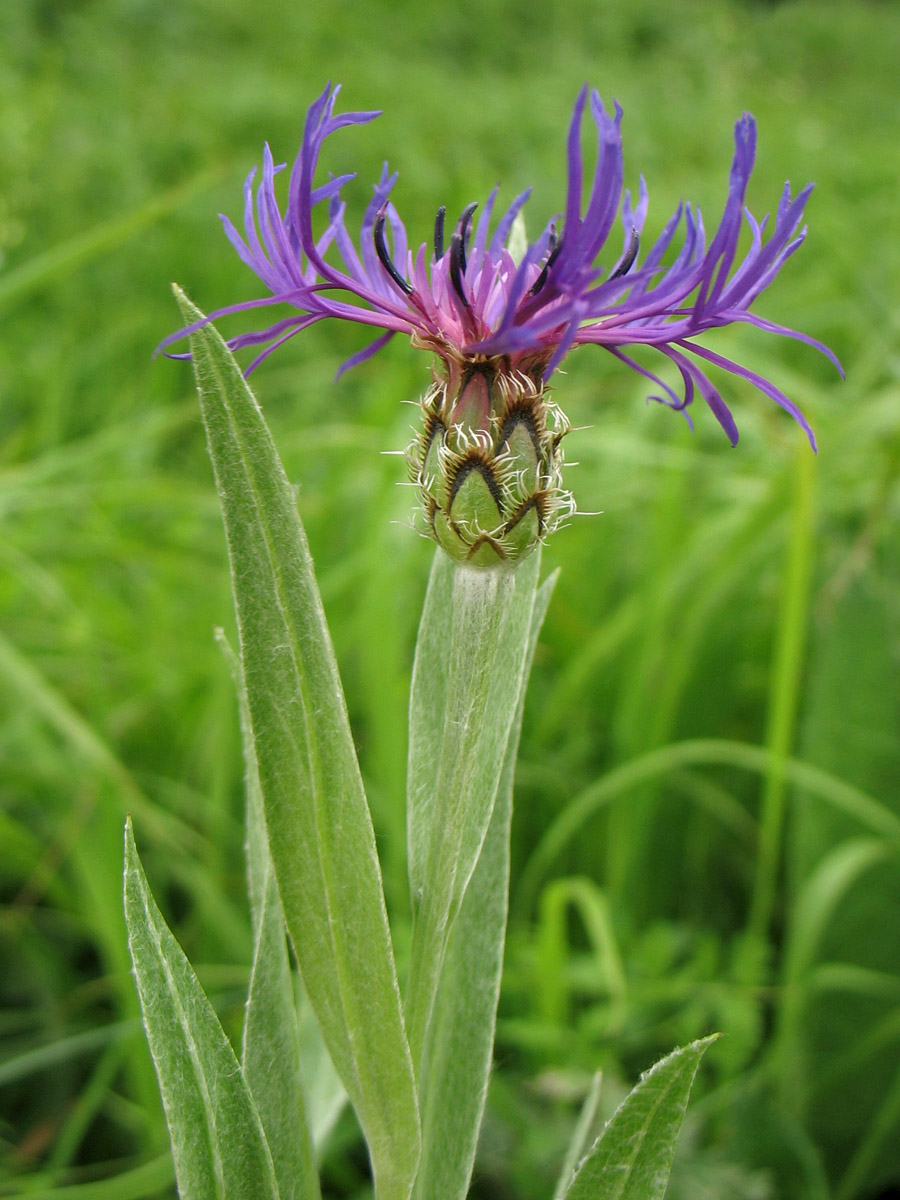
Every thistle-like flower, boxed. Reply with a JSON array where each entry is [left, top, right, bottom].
[[162, 83, 839, 566]]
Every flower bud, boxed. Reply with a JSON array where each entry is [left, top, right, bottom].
[[406, 366, 575, 568]]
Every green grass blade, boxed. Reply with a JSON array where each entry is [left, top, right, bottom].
[[405, 549, 541, 1068], [516, 738, 900, 916], [0, 629, 199, 855], [536, 878, 627, 1037], [47, 1040, 130, 1172], [772, 837, 894, 1118], [5, 1154, 175, 1200], [176, 289, 419, 1200], [412, 568, 556, 1200], [553, 1072, 603, 1200], [563, 1037, 717, 1200], [123, 819, 281, 1200], [0, 168, 221, 314], [837, 1054, 900, 1200], [745, 446, 816, 961], [0, 1022, 140, 1088]]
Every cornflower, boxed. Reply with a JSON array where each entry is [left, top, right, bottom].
[[162, 83, 839, 565]]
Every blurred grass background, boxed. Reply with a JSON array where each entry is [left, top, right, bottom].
[[1, 0, 898, 1196]]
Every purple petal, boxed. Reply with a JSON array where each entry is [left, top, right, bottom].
[[544, 298, 588, 378], [562, 86, 589, 250], [680, 339, 817, 450], [243, 325, 312, 374], [576, 93, 624, 264], [335, 330, 396, 378], [661, 344, 739, 444], [489, 188, 532, 255], [622, 177, 649, 238], [470, 185, 499, 262], [730, 311, 844, 376], [607, 345, 687, 410], [693, 114, 756, 316]]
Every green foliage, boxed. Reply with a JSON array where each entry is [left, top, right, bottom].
[[223, 633, 320, 1200], [562, 1038, 716, 1200], [2, 0, 899, 1196], [124, 819, 280, 1199], [178, 290, 419, 1200], [406, 549, 542, 1067], [412, 568, 557, 1200]]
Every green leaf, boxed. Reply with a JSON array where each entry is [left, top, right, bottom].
[[222, 478, 345, 1171], [218, 630, 321, 1200], [243, 881, 321, 1200], [563, 1037, 717, 1200], [176, 289, 419, 1200], [406, 548, 542, 1067], [123, 819, 280, 1200], [296, 979, 349, 1152], [413, 568, 556, 1200]]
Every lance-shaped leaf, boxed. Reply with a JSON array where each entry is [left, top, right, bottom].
[[124, 819, 280, 1200], [176, 289, 419, 1200], [413, 569, 557, 1200], [218, 631, 321, 1200], [562, 1037, 717, 1200], [405, 549, 541, 1067], [243, 878, 321, 1200]]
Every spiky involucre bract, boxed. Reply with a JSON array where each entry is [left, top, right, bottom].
[[407, 370, 575, 568]]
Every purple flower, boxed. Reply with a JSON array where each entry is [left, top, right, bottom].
[[161, 82, 839, 449]]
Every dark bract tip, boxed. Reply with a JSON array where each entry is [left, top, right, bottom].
[[434, 206, 446, 261], [609, 226, 640, 280], [455, 202, 479, 273], [373, 206, 413, 295]]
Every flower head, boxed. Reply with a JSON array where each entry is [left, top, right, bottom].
[[162, 83, 839, 565]]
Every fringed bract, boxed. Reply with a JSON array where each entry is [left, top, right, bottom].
[[407, 368, 575, 568]]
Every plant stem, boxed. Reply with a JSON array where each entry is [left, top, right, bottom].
[[743, 446, 817, 970], [405, 553, 541, 1069]]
